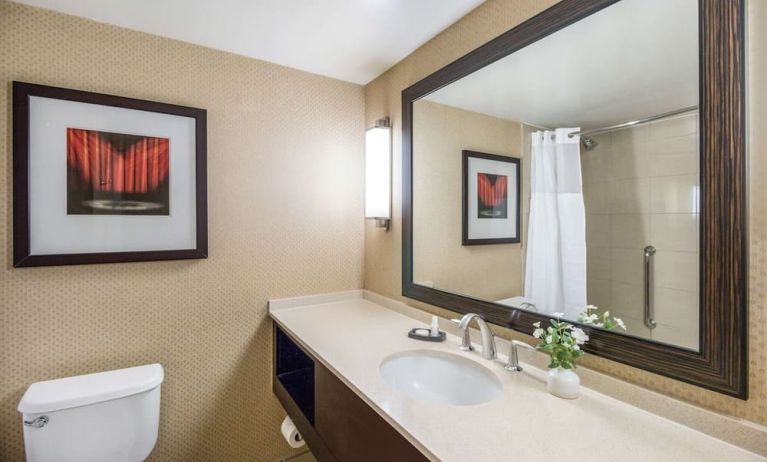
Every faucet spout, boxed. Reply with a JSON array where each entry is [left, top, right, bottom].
[[458, 313, 497, 360]]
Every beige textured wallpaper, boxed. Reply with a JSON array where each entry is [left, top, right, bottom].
[[413, 100, 523, 301], [0, 2, 364, 461], [364, 0, 767, 425]]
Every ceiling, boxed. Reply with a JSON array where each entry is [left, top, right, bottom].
[[13, 0, 485, 85], [424, 0, 698, 130]]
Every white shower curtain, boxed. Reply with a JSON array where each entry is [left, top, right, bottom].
[[524, 128, 587, 319]]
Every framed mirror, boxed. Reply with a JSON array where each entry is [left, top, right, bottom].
[[402, 0, 746, 397]]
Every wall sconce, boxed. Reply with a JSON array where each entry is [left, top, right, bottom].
[[365, 117, 391, 230]]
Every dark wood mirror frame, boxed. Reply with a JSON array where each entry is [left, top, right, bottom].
[[402, 0, 747, 398]]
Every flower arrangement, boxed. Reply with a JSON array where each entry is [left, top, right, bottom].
[[577, 305, 626, 330], [532, 306, 626, 370]]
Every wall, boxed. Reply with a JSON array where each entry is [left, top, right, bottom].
[[412, 99, 524, 301], [0, 2, 364, 461], [583, 113, 700, 349], [364, 0, 767, 425]]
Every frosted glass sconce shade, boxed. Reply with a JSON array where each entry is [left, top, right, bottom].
[[365, 117, 391, 229]]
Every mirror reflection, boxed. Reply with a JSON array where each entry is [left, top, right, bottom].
[[412, 0, 699, 350]]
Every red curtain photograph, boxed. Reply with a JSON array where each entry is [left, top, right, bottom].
[[66, 128, 170, 215], [477, 172, 508, 219]]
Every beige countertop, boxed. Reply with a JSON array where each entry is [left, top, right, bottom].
[[269, 290, 765, 462]]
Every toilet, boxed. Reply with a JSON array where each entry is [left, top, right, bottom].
[[18, 363, 164, 462]]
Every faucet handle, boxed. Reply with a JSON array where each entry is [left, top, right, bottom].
[[505, 340, 534, 372]]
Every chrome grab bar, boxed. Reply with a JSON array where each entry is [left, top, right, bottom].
[[644, 245, 657, 330]]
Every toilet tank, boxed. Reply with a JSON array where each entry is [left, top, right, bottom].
[[18, 364, 164, 462]]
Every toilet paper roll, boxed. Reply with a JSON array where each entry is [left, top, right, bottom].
[[280, 416, 306, 449]]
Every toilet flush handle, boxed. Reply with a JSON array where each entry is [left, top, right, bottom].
[[23, 415, 48, 428]]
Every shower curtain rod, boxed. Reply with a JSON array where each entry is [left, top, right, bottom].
[[568, 105, 699, 138]]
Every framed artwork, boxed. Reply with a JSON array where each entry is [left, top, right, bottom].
[[462, 150, 520, 245], [13, 81, 207, 267]]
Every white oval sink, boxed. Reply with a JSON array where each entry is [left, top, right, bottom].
[[379, 350, 502, 406]]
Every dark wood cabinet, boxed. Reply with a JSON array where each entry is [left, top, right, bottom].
[[315, 365, 428, 462], [273, 324, 429, 462]]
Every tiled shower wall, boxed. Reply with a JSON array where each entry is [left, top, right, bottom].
[[582, 113, 699, 349]]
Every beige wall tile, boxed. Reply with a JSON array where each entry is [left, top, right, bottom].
[[610, 214, 651, 249], [581, 147, 610, 184], [587, 277, 611, 309], [587, 251, 612, 282], [611, 248, 644, 284], [656, 132, 698, 155], [609, 146, 652, 179], [609, 178, 651, 213], [650, 152, 699, 176], [651, 213, 699, 252], [650, 174, 699, 213], [654, 251, 698, 292], [650, 114, 698, 140], [610, 280, 644, 320], [584, 181, 610, 213], [611, 125, 651, 155], [617, 314, 652, 340], [586, 213, 610, 248], [654, 287, 699, 330], [590, 132, 613, 151], [653, 322, 699, 351]]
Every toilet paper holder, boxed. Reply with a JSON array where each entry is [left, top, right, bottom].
[[281, 415, 306, 449]]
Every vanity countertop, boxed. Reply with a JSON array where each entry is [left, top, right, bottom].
[[268, 291, 765, 462]]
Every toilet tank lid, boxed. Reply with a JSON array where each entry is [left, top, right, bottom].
[[18, 363, 164, 414]]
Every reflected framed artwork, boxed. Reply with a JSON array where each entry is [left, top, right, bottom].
[[461, 150, 520, 245], [13, 81, 207, 267]]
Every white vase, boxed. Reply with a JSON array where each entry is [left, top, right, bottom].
[[547, 368, 580, 399]]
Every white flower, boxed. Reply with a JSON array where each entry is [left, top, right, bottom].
[[551, 312, 565, 318], [573, 344, 580, 351], [571, 327, 589, 345], [585, 305, 598, 311], [604, 311, 610, 317], [581, 313, 599, 324], [545, 335, 553, 344], [532, 328, 545, 338], [614, 317, 627, 330], [533, 321, 541, 328]]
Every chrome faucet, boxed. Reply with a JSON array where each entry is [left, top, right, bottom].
[[504, 340, 534, 372], [457, 313, 497, 360]]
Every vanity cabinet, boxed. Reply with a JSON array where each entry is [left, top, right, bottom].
[[273, 324, 429, 462]]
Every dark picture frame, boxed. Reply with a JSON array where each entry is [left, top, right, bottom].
[[462, 150, 521, 245], [402, 0, 747, 398], [13, 81, 208, 267]]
